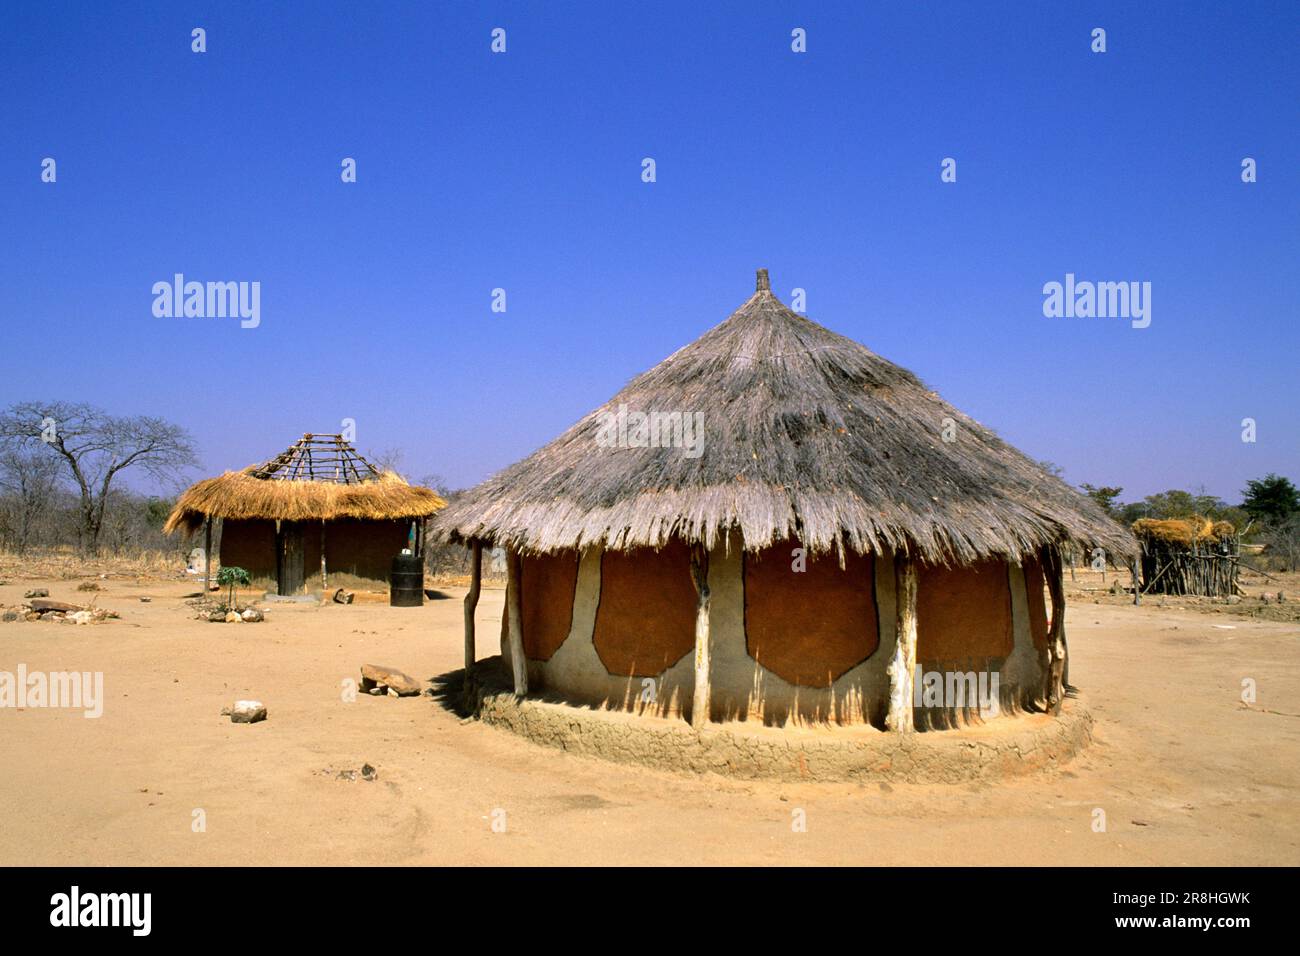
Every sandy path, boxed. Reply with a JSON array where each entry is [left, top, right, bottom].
[[1, 578, 1297, 866]]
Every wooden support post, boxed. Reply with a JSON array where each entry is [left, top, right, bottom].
[[886, 553, 918, 733], [320, 521, 328, 591], [505, 548, 527, 696], [203, 517, 212, 594], [464, 540, 482, 675], [1131, 556, 1141, 606], [689, 543, 711, 729], [1041, 545, 1067, 714]]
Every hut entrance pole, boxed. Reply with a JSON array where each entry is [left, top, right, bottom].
[[1041, 545, 1067, 714], [689, 543, 711, 729], [203, 517, 212, 595], [320, 521, 328, 591], [463, 540, 482, 675], [505, 548, 528, 696], [886, 553, 918, 733]]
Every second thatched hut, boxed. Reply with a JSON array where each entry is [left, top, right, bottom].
[[165, 434, 445, 595]]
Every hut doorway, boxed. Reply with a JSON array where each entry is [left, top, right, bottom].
[[276, 521, 306, 595]]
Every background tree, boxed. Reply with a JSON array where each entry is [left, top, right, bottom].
[[0, 446, 63, 555], [1241, 474, 1299, 525], [0, 401, 198, 555], [1079, 483, 1124, 519]]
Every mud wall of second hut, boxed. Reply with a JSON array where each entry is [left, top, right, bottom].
[[501, 539, 1048, 727], [219, 517, 412, 590]]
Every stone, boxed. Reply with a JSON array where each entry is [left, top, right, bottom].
[[69, 610, 94, 625], [23, 588, 49, 599], [224, 611, 242, 623], [226, 700, 267, 724], [40, 611, 65, 622], [29, 599, 82, 613], [333, 588, 355, 605], [23, 611, 41, 622], [208, 609, 226, 622], [360, 663, 422, 697], [361, 763, 377, 782], [240, 607, 264, 623], [1, 609, 22, 623], [140, 596, 152, 603]]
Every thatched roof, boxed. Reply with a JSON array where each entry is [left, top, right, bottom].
[[1132, 516, 1235, 547], [164, 435, 445, 536], [432, 270, 1134, 563]]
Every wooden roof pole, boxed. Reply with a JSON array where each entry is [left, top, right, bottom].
[[689, 543, 711, 728], [464, 541, 482, 676], [886, 552, 918, 733], [1041, 544, 1067, 715], [505, 549, 527, 696]]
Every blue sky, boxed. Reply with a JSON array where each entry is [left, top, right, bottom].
[[2, 1, 1296, 503]]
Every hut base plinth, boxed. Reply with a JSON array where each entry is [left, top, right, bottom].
[[467, 660, 1093, 783]]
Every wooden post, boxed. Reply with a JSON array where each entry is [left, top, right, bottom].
[[1041, 544, 1067, 714], [505, 548, 527, 696], [320, 521, 328, 591], [886, 553, 918, 733], [689, 543, 711, 729], [203, 517, 213, 594], [1131, 556, 1141, 606], [463, 540, 482, 675]]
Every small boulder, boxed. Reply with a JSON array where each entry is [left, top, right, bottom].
[[40, 611, 65, 623], [69, 610, 94, 625], [224, 611, 242, 623], [29, 599, 82, 613], [225, 700, 267, 724], [23, 588, 49, 599], [23, 611, 41, 622], [240, 607, 264, 623], [207, 609, 226, 622], [359, 663, 422, 697], [361, 763, 377, 782], [1, 608, 23, 623]]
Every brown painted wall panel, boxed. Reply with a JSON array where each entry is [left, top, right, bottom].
[[1023, 555, 1050, 651], [593, 542, 696, 677], [219, 517, 410, 588], [520, 551, 579, 661], [219, 519, 277, 581], [916, 559, 1013, 663], [744, 545, 878, 687]]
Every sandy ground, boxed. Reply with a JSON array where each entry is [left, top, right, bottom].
[[1, 572, 1297, 866]]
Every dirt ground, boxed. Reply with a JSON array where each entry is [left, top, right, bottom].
[[1, 567, 1297, 866]]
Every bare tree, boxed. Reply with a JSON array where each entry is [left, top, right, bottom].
[[0, 401, 198, 555], [0, 445, 63, 554]]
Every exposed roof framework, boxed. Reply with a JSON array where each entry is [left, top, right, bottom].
[[251, 433, 382, 484]]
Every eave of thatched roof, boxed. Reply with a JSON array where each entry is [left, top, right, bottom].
[[164, 469, 446, 537], [431, 271, 1134, 564]]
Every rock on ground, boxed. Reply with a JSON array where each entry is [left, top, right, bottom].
[[359, 664, 422, 697], [223, 700, 267, 724]]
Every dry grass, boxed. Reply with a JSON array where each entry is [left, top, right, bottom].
[[0, 547, 190, 582], [165, 469, 445, 536]]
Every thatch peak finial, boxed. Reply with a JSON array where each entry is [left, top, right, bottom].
[[756, 268, 770, 292]]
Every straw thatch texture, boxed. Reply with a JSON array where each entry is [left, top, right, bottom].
[[433, 274, 1133, 564], [164, 469, 445, 536], [1132, 517, 1235, 547]]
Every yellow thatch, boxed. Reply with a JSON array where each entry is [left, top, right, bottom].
[[164, 469, 446, 536], [1132, 516, 1235, 547]]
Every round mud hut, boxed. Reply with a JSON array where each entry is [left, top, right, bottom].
[[165, 434, 446, 596], [434, 271, 1132, 731]]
